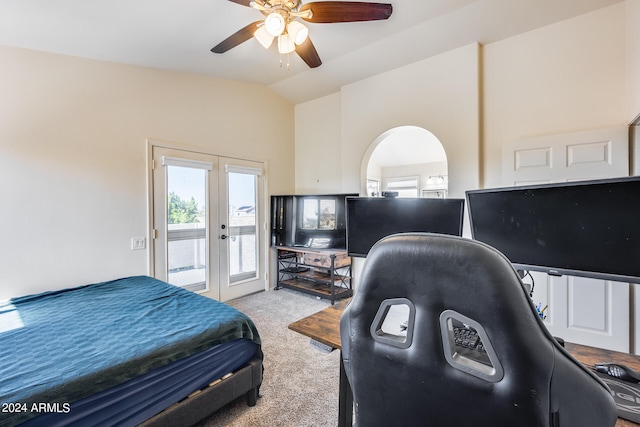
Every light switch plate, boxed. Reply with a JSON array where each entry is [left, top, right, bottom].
[[131, 237, 146, 250]]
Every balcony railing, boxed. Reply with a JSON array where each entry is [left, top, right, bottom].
[[167, 218, 257, 290]]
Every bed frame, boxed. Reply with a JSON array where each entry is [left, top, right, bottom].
[[141, 355, 263, 426]]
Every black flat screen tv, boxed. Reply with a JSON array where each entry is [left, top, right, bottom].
[[346, 197, 465, 257], [271, 193, 358, 249], [466, 176, 640, 284]]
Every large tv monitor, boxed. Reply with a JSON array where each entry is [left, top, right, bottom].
[[271, 193, 358, 249], [466, 176, 640, 284], [346, 197, 465, 257]]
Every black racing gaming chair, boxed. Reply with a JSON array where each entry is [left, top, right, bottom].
[[340, 233, 617, 427]]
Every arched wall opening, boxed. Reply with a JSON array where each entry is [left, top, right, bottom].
[[360, 126, 449, 198]]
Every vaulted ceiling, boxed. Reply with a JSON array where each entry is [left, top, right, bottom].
[[0, 0, 623, 104]]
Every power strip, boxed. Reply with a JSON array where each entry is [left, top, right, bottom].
[[310, 339, 334, 353]]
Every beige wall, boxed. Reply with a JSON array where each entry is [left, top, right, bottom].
[[0, 45, 294, 299], [342, 44, 481, 200], [628, 0, 640, 122], [483, 3, 628, 188], [296, 44, 481, 199], [294, 92, 342, 193], [295, 3, 631, 195]]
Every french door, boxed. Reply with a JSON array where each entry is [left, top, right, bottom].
[[151, 145, 266, 301]]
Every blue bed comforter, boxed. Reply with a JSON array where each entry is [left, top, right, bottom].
[[0, 276, 261, 426]]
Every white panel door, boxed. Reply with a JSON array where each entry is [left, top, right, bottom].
[[525, 271, 629, 351], [503, 126, 630, 352]]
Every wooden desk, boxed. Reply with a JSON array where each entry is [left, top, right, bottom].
[[289, 299, 640, 427], [289, 298, 347, 349], [289, 299, 351, 426]]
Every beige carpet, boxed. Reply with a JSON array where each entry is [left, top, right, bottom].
[[195, 288, 342, 427]]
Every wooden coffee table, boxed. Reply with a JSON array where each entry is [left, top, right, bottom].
[[289, 299, 640, 427]]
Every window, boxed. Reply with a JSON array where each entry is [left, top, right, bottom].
[[165, 163, 208, 292], [227, 171, 258, 284], [302, 198, 337, 230], [386, 176, 419, 198]]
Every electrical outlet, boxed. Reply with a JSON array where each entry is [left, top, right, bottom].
[[131, 237, 146, 250]]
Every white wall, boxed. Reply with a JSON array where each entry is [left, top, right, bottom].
[[0, 45, 294, 300], [295, 44, 481, 199], [294, 92, 342, 193], [341, 44, 481, 199], [294, 3, 632, 195], [483, 3, 627, 188]]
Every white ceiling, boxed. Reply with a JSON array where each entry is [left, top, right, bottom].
[[0, 0, 623, 104]]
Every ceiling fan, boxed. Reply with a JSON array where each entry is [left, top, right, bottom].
[[211, 0, 393, 69]]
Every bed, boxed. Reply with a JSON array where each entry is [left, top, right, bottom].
[[0, 276, 263, 427]]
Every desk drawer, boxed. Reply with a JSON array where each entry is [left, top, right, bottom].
[[303, 252, 350, 269]]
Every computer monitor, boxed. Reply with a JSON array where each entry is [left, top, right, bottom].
[[466, 176, 640, 284], [346, 197, 465, 257], [270, 193, 357, 249]]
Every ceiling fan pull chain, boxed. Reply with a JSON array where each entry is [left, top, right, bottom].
[[278, 51, 291, 70]]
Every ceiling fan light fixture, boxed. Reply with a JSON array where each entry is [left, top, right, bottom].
[[254, 25, 274, 49], [213, 0, 392, 69], [277, 33, 295, 54], [287, 20, 308, 45], [264, 12, 286, 37]]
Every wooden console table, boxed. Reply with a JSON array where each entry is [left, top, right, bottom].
[[289, 299, 640, 427]]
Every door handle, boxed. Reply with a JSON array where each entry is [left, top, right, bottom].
[[220, 234, 227, 240]]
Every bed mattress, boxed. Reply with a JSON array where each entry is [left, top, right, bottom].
[[0, 276, 261, 426]]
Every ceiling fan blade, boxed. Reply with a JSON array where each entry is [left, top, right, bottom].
[[300, 1, 392, 23], [296, 37, 322, 68], [227, 0, 253, 7], [211, 21, 262, 54]]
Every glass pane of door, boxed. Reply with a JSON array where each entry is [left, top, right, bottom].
[[166, 165, 207, 292], [227, 171, 257, 284]]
